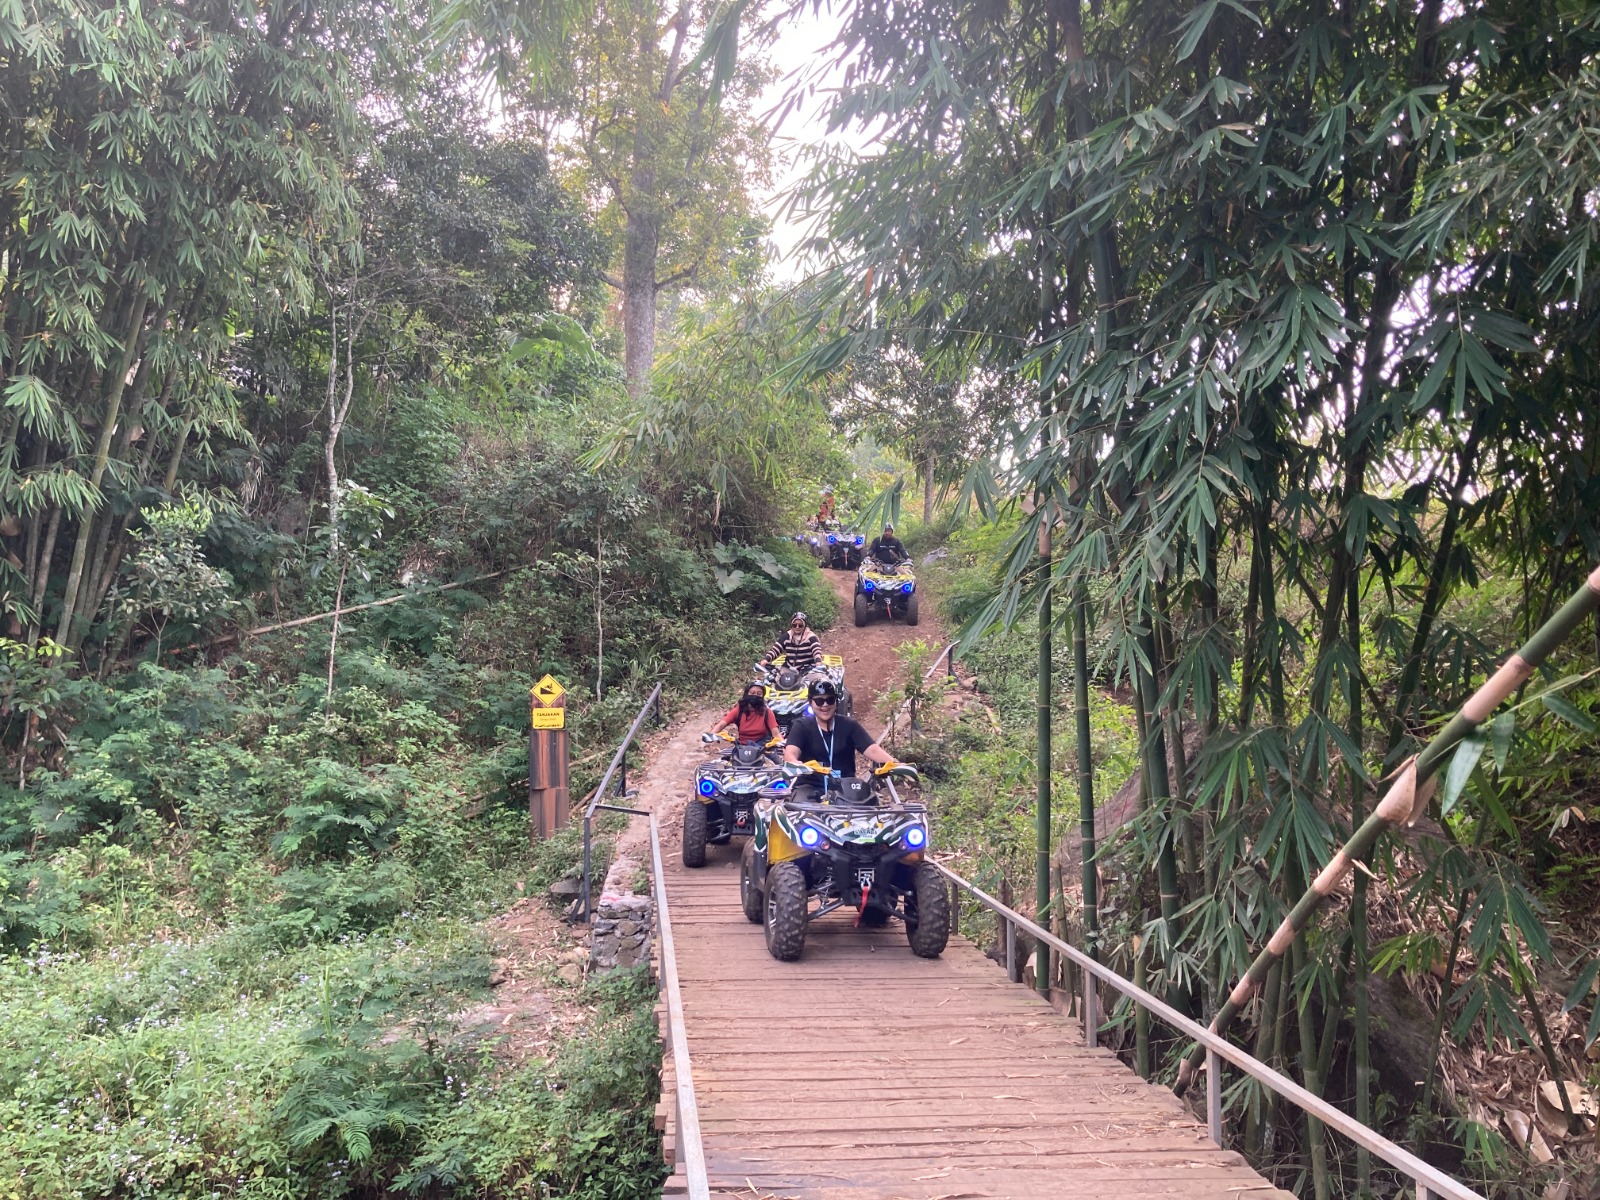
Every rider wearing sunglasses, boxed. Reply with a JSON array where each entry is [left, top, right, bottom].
[[783, 678, 893, 798]]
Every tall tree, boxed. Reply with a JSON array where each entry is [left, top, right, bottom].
[[532, 0, 775, 394]]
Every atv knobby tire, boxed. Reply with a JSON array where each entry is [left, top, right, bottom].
[[905, 591, 920, 626], [839, 686, 854, 717], [906, 861, 950, 957], [853, 592, 869, 627], [681, 799, 709, 868], [764, 861, 809, 960], [739, 840, 764, 923]]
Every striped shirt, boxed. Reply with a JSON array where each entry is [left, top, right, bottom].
[[765, 629, 823, 672]]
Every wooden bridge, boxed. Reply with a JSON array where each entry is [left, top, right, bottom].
[[655, 844, 1292, 1200]]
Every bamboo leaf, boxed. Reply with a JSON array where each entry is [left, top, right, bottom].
[[1441, 731, 1487, 816]]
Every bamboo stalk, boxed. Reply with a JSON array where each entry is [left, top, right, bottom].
[[1074, 574, 1098, 963], [1176, 562, 1600, 1095]]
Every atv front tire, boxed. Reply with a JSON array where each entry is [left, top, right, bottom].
[[906, 861, 950, 957], [905, 591, 920, 626], [739, 840, 764, 923], [853, 592, 869, 627], [839, 686, 854, 717], [764, 862, 809, 960], [682, 799, 708, 868]]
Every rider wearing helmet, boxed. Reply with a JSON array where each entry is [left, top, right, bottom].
[[761, 611, 823, 675], [784, 678, 894, 798], [708, 681, 779, 744], [867, 523, 907, 565], [816, 485, 837, 524]]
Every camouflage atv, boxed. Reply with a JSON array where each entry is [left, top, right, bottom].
[[682, 733, 788, 868], [739, 760, 949, 961]]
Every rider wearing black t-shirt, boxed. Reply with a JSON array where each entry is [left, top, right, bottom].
[[784, 679, 893, 792], [867, 524, 907, 564]]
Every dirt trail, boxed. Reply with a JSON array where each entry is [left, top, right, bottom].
[[619, 562, 948, 863]]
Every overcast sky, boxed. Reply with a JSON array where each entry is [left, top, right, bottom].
[[756, 6, 862, 280]]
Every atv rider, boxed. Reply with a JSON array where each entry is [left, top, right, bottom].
[[783, 679, 895, 799], [866, 523, 907, 566], [761, 611, 824, 677], [708, 681, 780, 744], [816, 485, 837, 525]]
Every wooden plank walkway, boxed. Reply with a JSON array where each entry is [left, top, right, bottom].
[[658, 845, 1293, 1200]]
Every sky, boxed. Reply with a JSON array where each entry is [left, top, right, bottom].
[[755, 6, 864, 280]]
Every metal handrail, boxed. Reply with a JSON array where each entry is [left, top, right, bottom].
[[579, 682, 664, 919], [933, 862, 1483, 1200], [648, 811, 711, 1200]]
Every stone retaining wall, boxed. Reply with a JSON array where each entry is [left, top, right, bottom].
[[590, 854, 655, 972]]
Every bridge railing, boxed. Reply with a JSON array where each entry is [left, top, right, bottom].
[[648, 809, 711, 1200], [571, 682, 709, 1199], [579, 681, 663, 920], [932, 861, 1483, 1200]]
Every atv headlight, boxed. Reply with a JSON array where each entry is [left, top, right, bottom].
[[697, 778, 718, 797], [798, 824, 822, 849], [863, 579, 875, 592], [767, 778, 789, 793], [809, 536, 819, 546], [904, 824, 927, 849], [827, 533, 837, 544], [855, 536, 864, 546], [902, 581, 914, 594]]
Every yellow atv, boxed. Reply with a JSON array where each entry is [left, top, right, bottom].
[[759, 654, 851, 735], [854, 556, 919, 626]]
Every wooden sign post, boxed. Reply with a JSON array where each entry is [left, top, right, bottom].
[[529, 674, 569, 840]]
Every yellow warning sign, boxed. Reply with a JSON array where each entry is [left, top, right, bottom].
[[531, 707, 565, 730], [531, 674, 565, 706]]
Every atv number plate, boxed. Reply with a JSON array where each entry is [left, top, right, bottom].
[[854, 867, 876, 889]]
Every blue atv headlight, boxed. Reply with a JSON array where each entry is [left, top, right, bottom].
[[863, 579, 875, 592], [809, 536, 818, 546], [855, 536, 864, 546], [799, 825, 821, 848], [901, 582, 914, 594], [697, 778, 717, 797], [827, 533, 837, 544], [769, 779, 789, 792], [904, 824, 927, 849]]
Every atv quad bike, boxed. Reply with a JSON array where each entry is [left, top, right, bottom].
[[681, 733, 789, 868], [740, 760, 949, 961], [854, 556, 920, 627], [759, 654, 851, 735], [827, 529, 866, 571], [798, 517, 842, 566]]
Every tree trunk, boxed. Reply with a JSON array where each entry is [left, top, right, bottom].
[[923, 456, 935, 525], [54, 291, 151, 648], [621, 208, 660, 397]]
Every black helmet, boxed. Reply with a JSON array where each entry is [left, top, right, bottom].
[[807, 678, 840, 702], [883, 523, 894, 533], [790, 611, 808, 624]]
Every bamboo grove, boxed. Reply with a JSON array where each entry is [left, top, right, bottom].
[[0, 1, 365, 653], [764, 0, 1600, 1190]]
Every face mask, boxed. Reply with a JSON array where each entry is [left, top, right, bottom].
[[746, 693, 765, 707]]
